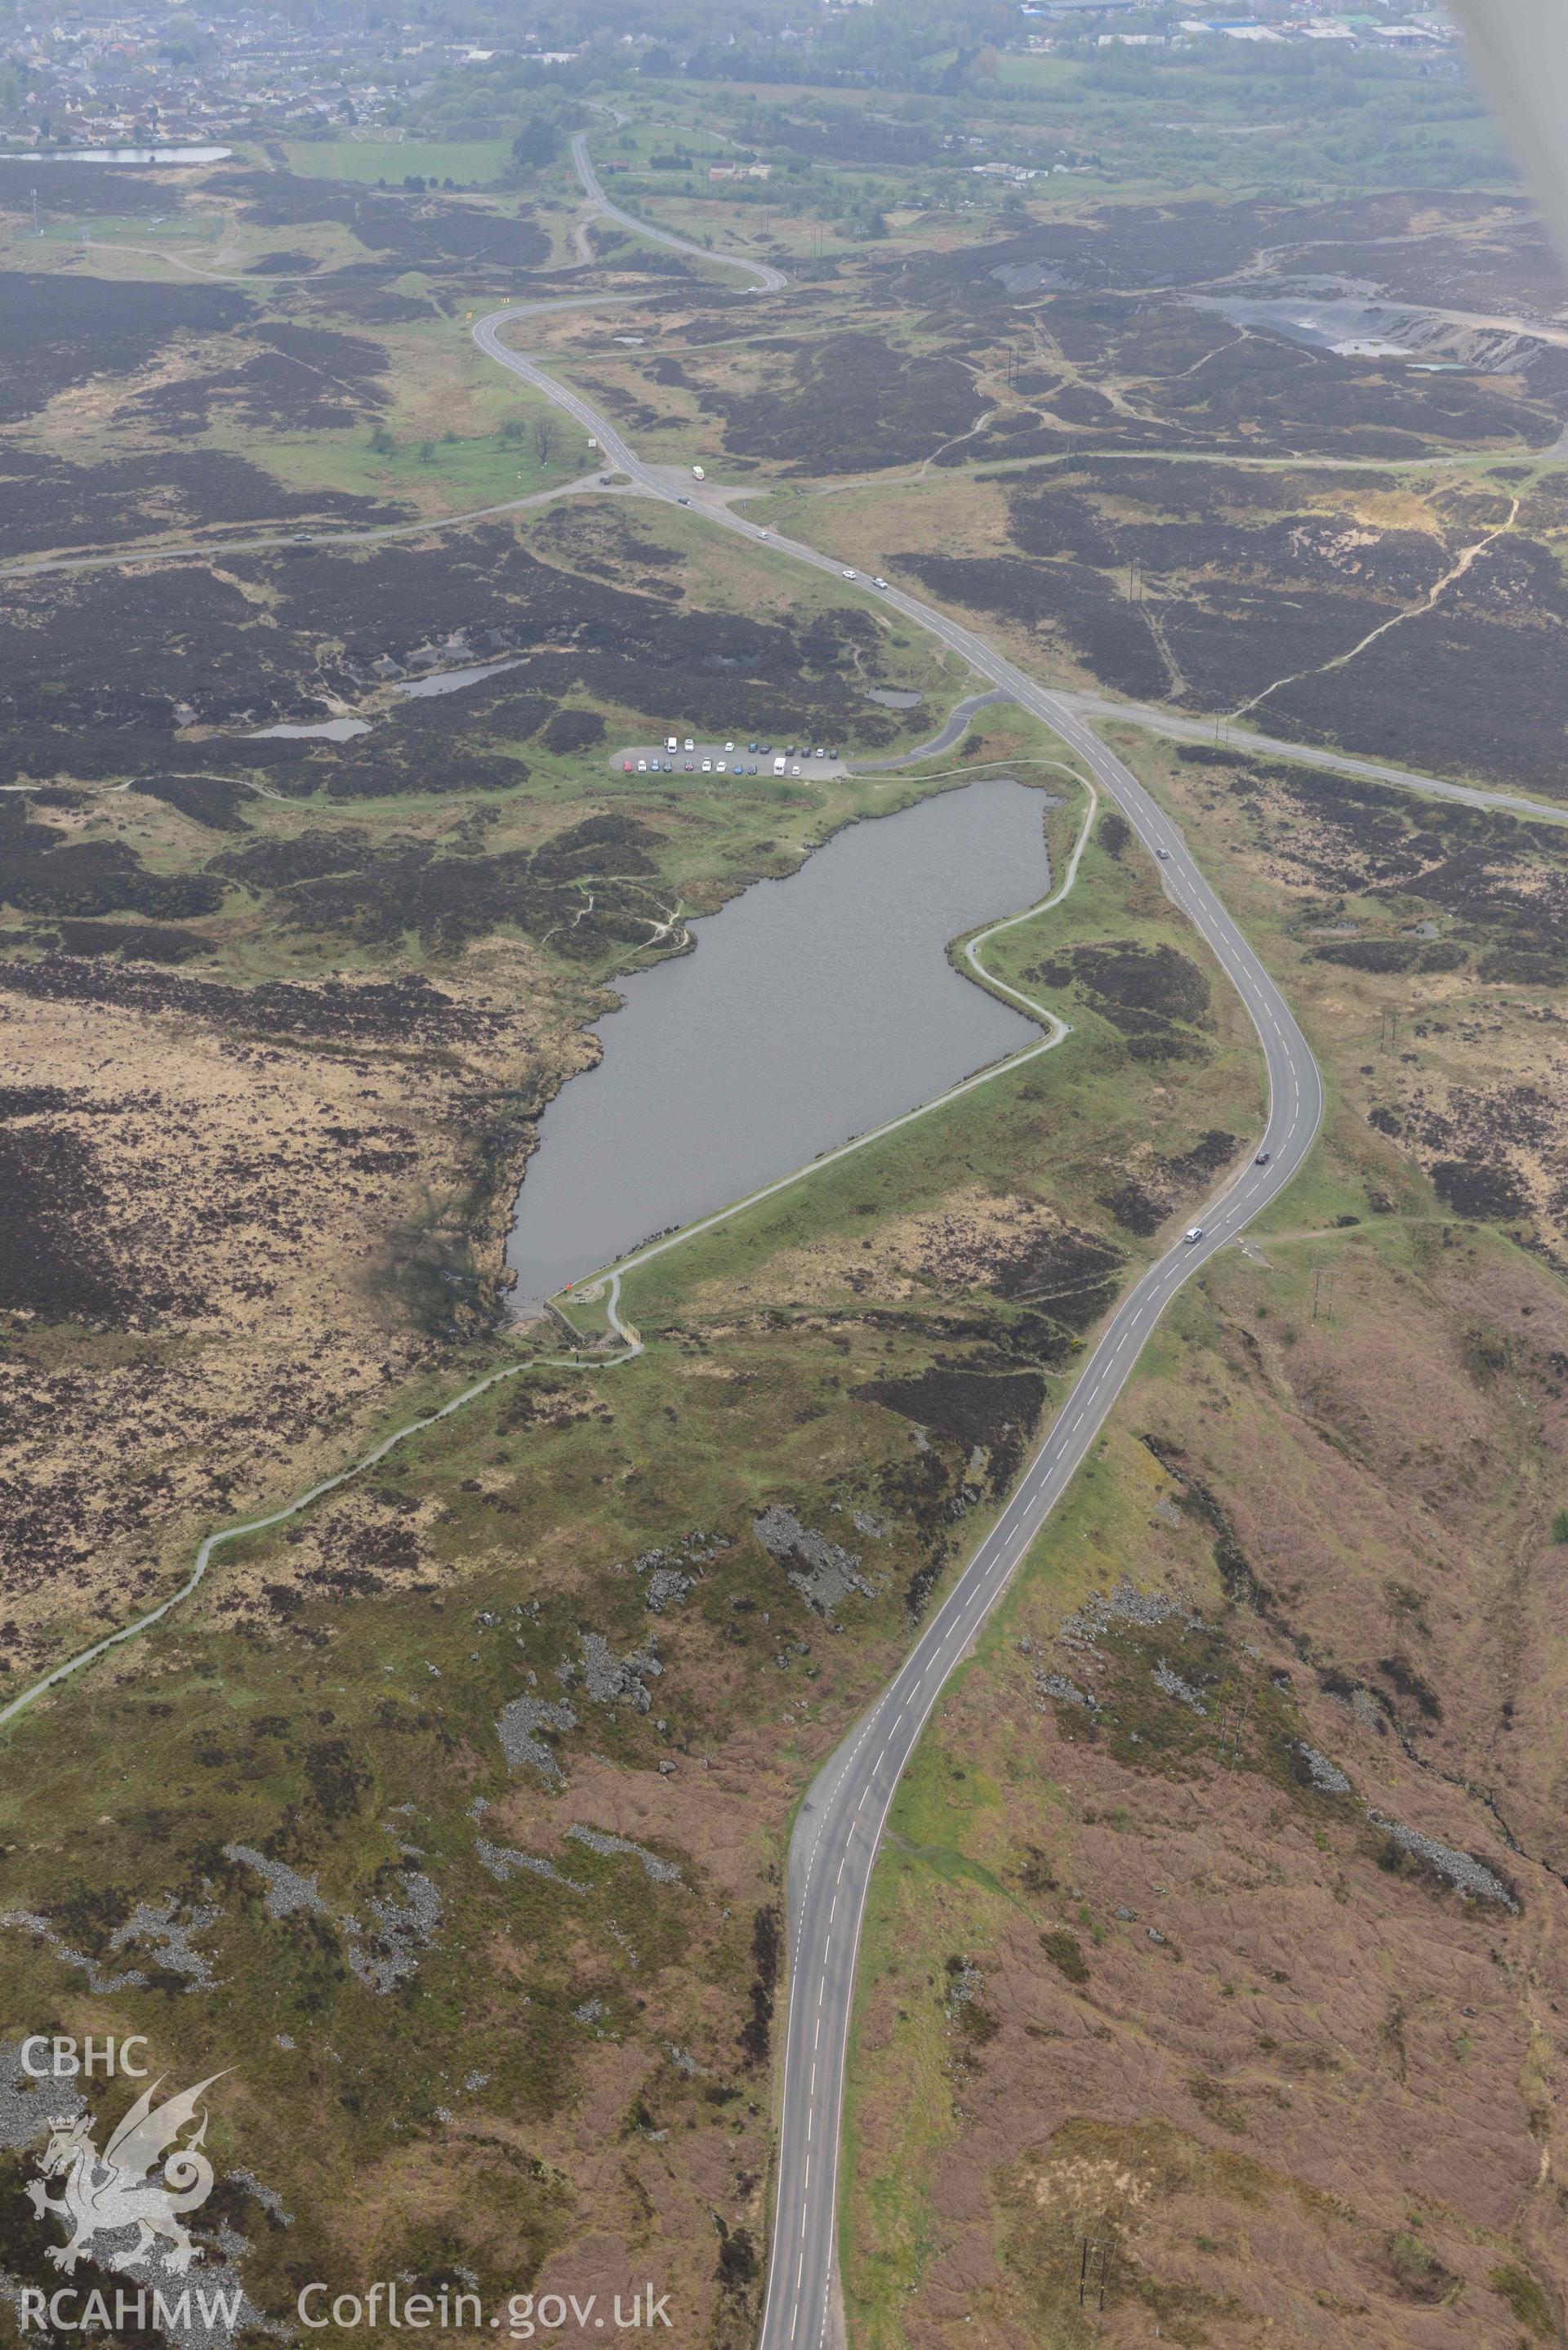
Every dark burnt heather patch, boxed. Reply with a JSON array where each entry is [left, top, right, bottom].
[[133, 776, 253, 833], [274, 813, 664, 956], [897, 551, 1168, 700], [902, 192, 1541, 310], [0, 1121, 146, 1322], [0, 529, 890, 789], [1098, 1130, 1237, 1238], [357, 202, 552, 273], [1013, 475, 1445, 604], [295, 264, 436, 326], [701, 333, 979, 475], [985, 1221, 1124, 1322], [0, 445, 410, 559], [0, 954, 507, 1050], [131, 319, 392, 436], [855, 1361, 1047, 1498], [1259, 554, 1568, 798], [209, 830, 372, 890], [0, 564, 301, 777], [900, 207, 1272, 306], [1430, 1160, 1531, 1221], [1196, 751, 1568, 979], [1126, 331, 1548, 461], [0, 163, 182, 220], [0, 797, 224, 923], [541, 708, 606, 756], [1023, 939, 1211, 1063], [249, 247, 319, 275], [219, 170, 552, 273], [0, 274, 252, 422], [54, 920, 210, 963], [978, 460, 1475, 709], [902, 194, 1568, 454]]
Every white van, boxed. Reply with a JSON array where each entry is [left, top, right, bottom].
[[666, 735, 678, 752], [773, 756, 786, 774]]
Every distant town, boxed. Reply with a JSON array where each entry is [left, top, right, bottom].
[[0, 0, 1457, 156]]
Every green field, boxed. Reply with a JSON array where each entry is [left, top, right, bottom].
[[283, 136, 512, 185]]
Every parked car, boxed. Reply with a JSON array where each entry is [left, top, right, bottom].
[[702, 757, 712, 772], [684, 760, 694, 772], [622, 760, 632, 772], [636, 758, 647, 771], [684, 738, 694, 751]]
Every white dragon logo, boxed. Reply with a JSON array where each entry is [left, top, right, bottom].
[[26, 2073, 229, 2276]]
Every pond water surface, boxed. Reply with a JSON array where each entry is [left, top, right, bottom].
[[506, 777, 1052, 1311], [1, 145, 232, 163]]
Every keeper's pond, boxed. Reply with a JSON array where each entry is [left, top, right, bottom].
[[506, 777, 1054, 1311]]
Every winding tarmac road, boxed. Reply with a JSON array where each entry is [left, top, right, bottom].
[[472, 148, 1326, 2350]]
